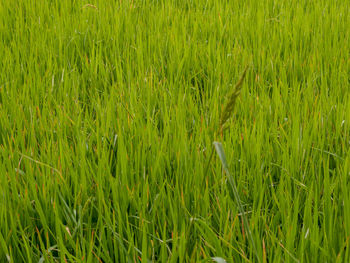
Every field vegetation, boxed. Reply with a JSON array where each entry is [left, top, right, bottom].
[[0, 0, 349, 262]]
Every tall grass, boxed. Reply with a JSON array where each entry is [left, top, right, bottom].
[[0, 0, 349, 262]]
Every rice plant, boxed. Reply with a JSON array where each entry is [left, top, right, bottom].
[[0, 0, 349, 262]]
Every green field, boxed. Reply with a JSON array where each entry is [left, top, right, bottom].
[[0, 0, 349, 262]]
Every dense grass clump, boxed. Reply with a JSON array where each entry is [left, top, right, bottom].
[[0, 0, 349, 262]]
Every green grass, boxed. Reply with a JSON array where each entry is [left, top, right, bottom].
[[0, 0, 349, 262]]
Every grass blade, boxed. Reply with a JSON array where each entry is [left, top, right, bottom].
[[213, 141, 260, 263]]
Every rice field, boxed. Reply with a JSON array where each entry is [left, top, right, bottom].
[[0, 0, 349, 262]]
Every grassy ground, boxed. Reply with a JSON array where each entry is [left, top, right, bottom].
[[0, 0, 349, 262]]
